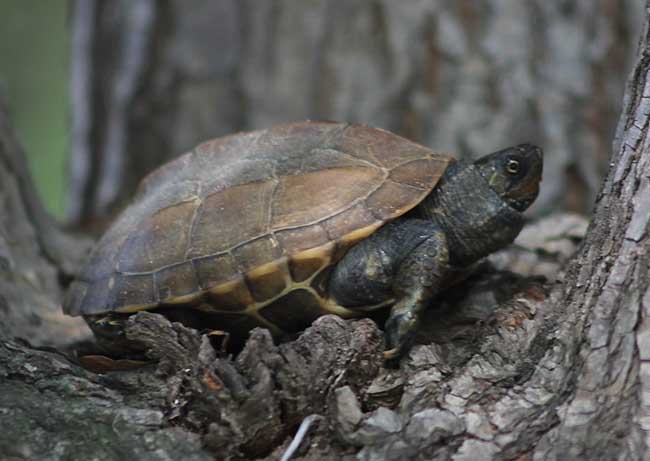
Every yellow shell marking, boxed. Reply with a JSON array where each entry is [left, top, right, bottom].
[[209, 278, 242, 296], [161, 292, 201, 305], [338, 222, 383, 246], [116, 302, 158, 314]]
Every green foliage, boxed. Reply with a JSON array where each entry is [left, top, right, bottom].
[[0, 0, 69, 217]]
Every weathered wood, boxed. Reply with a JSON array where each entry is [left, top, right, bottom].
[[0, 102, 89, 346], [534, 14, 650, 458]]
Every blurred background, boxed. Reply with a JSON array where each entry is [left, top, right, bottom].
[[0, 0, 644, 231], [0, 0, 68, 217]]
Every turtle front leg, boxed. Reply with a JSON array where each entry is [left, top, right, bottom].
[[383, 230, 449, 359], [328, 219, 450, 359]]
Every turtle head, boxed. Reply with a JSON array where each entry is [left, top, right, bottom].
[[474, 144, 543, 211]]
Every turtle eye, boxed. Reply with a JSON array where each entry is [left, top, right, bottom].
[[506, 159, 520, 175]]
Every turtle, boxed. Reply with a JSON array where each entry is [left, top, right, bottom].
[[63, 121, 543, 359]]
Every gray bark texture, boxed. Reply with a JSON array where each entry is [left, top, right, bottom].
[[2, 2, 650, 461], [0, 101, 90, 347], [67, 0, 642, 226]]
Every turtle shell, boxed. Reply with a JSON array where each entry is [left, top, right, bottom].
[[64, 122, 452, 334]]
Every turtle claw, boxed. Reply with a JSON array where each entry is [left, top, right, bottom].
[[383, 347, 400, 360], [383, 346, 404, 369]]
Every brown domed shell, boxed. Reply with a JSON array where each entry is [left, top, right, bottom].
[[64, 122, 452, 317]]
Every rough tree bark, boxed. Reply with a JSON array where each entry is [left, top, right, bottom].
[[2, 4, 650, 461], [0, 100, 89, 346], [67, 0, 642, 227]]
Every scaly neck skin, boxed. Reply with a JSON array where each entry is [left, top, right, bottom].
[[416, 161, 525, 267]]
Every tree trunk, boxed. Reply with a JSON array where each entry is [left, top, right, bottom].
[[67, 0, 642, 227], [2, 3, 650, 461], [0, 99, 89, 346]]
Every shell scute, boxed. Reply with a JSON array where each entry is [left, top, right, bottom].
[[117, 197, 200, 273], [206, 278, 253, 312], [269, 165, 382, 229], [193, 253, 239, 291], [245, 259, 290, 302], [156, 261, 200, 305], [112, 273, 157, 313], [187, 179, 275, 258]]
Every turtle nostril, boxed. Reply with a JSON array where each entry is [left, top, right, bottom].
[[518, 144, 543, 159], [518, 143, 533, 153]]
